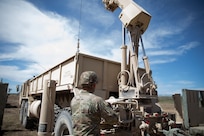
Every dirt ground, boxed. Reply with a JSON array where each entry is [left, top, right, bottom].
[[0, 94, 37, 136], [0, 94, 176, 136]]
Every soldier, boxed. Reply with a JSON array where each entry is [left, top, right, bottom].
[[71, 71, 118, 136]]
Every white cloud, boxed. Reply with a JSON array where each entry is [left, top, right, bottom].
[[178, 41, 199, 53], [66, 0, 115, 27], [142, 12, 194, 50], [147, 41, 199, 57], [0, 0, 79, 61], [176, 80, 195, 86], [155, 78, 198, 96], [151, 58, 176, 65], [0, 65, 35, 82], [81, 29, 121, 55], [0, 0, 79, 82], [148, 50, 177, 56]]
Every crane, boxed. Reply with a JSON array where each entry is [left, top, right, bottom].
[[103, 0, 157, 98]]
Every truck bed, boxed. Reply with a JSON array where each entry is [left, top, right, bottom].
[[21, 53, 121, 99]]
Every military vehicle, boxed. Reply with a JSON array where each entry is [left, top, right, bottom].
[[19, 0, 195, 135]]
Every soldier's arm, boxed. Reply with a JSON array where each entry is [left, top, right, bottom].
[[99, 99, 118, 124]]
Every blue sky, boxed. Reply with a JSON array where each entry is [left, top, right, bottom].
[[0, 0, 203, 95]]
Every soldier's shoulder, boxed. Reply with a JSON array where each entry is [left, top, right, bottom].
[[88, 93, 102, 101]]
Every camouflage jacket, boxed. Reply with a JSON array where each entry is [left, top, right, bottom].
[[71, 89, 118, 136]]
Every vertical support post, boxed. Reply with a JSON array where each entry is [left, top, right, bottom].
[[38, 80, 56, 136], [182, 89, 189, 129], [121, 45, 127, 86], [172, 94, 183, 119], [0, 83, 8, 131], [121, 25, 127, 86]]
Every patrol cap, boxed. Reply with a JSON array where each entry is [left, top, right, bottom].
[[79, 71, 98, 86]]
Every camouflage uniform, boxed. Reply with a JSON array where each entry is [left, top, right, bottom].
[[71, 71, 118, 136]]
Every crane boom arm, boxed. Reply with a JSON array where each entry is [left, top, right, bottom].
[[102, 0, 151, 34]]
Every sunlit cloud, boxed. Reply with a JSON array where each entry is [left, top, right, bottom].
[[150, 58, 176, 64], [66, 0, 115, 27]]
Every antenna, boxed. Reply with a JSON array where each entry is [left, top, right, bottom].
[[77, 0, 83, 53]]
